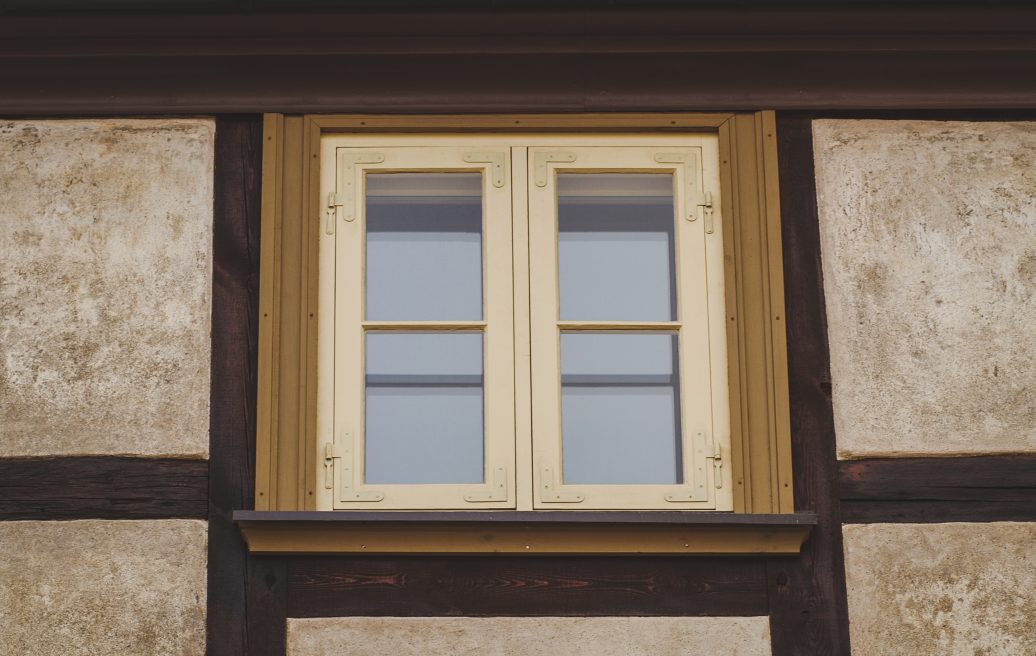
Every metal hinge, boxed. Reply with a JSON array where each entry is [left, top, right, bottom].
[[706, 442, 724, 489], [463, 466, 509, 502], [325, 192, 343, 235], [538, 466, 584, 503], [323, 441, 337, 489], [698, 191, 715, 234]]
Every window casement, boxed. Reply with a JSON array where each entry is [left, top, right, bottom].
[[245, 114, 807, 554], [318, 137, 729, 512]]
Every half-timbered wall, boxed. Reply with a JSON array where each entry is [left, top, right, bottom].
[[1, 26, 1035, 655], [0, 119, 214, 654]]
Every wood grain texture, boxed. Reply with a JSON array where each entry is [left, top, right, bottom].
[[208, 115, 265, 656], [0, 456, 207, 520], [248, 556, 289, 656], [840, 456, 1036, 523], [767, 113, 851, 655], [5, 1, 1035, 14], [1, 9, 1036, 113], [288, 556, 769, 618]]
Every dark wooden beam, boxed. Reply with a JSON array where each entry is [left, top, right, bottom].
[[207, 115, 265, 656], [4, 0, 1035, 14], [0, 456, 208, 520], [288, 556, 769, 618], [767, 112, 852, 655], [1, 9, 1035, 113], [248, 556, 289, 656], [840, 456, 1036, 523]]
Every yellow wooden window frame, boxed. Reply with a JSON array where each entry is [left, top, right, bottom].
[[320, 143, 516, 510], [256, 113, 792, 520], [525, 141, 728, 511]]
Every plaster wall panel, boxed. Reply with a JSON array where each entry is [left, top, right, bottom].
[[813, 120, 1036, 458], [0, 119, 214, 457], [287, 616, 772, 656], [0, 519, 207, 656], [843, 522, 1036, 655]]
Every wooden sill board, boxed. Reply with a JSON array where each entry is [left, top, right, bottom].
[[234, 510, 815, 555]]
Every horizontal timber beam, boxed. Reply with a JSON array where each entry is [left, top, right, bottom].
[[1, 9, 1036, 112], [287, 553, 770, 617], [0, 456, 209, 520], [839, 455, 1036, 523]]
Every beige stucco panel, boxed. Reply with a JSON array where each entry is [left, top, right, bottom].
[[843, 522, 1036, 655], [0, 519, 207, 656], [0, 119, 213, 457], [287, 616, 772, 656], [813, 120, 1036, 458]]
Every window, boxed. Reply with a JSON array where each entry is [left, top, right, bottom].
[[255, 114, 794, 530], [316, 136, 730, 511]]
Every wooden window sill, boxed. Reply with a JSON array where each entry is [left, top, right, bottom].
[[233, 510, 816, 555]]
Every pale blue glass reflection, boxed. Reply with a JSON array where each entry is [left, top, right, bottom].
[[365, 173, 483, 321], [557, 174, 676, 321], [561, 332, 682, 485], [364, 332, 484, 484]]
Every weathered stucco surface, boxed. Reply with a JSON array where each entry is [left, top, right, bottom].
[[287, 616, 772, 656], [813, 120, 1036, 458], [0, 520, 207, 656], [843, 523, 1036, 655], [0, 119, 214, 457]]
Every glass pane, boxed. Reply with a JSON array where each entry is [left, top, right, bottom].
[[557, 173, 676, 321], [560, 332, 682, 485], [364, 332, 484, 484], [365, 173, 482, 320]]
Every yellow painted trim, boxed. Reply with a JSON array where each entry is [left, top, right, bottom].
[[526, 142, 731, 511], [511, 147, 535, 512], [324, 144, 517, 510], [717, 113, 794, 513], [308, 114, 734, 132], [239, 522, 810, 555], [257, 112, 794, 525]]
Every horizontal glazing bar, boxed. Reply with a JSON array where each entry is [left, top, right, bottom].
[[366, 374, 484, 387], [555, 321, 680, 331], [362, 321, 487, 330], [561, 374, 676, 386]]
